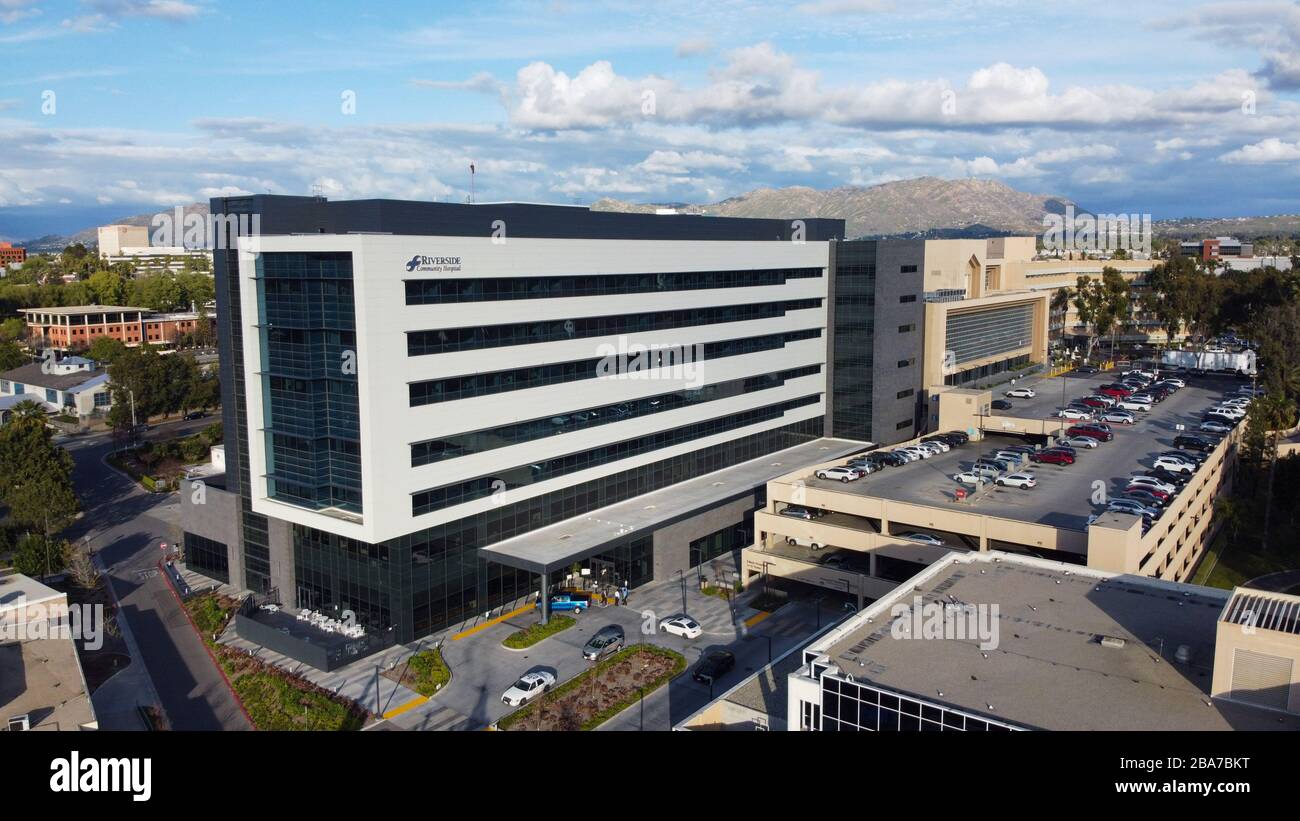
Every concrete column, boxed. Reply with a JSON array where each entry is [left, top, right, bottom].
[[539, 573, 549, 625]]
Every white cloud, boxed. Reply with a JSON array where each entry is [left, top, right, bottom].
[[0, 0, 40, 24], [796, 0, 894, 15], [675, 36, 712, 57], [90, 0, 202, 21], [1153, 2, 1300, 89], [1219, 137, 1300, 163], [636, 150, 745, 175]]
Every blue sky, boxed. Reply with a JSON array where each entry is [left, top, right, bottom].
[[2, 0, 1299, 238]]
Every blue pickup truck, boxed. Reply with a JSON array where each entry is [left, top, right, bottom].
[[548, 594, 590, 613]]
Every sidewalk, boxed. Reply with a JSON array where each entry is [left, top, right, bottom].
[[88, 552, 164, 731]]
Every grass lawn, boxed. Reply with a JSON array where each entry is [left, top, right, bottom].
[[183, 592, 369, 731], [498, 644, 686, 731], [503, 614, 575, 649], [1192, 531, 1300, 590]]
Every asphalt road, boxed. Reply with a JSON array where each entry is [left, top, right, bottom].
[[60, 416, 250, 731]]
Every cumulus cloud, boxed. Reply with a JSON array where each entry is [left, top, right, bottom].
[[1153, 1, 1300, 89], [1219, 137, 1300, 163]]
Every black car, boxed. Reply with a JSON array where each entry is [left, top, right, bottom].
[[1124, 488, 1168, 508], [1073, 365, 1100, 374], [183, 411, 207, 421], [1146, 468, 1191, 486], [692, 650, 736, 685], [943, 431, 971, 445], [992, 399, 1013, 410], [881, 452, 909, 467], [1173, 434, 1216, 452]]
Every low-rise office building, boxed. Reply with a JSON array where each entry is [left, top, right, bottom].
[[788, 550, 1300, 731], [0, 356, 112, 421], [21, 304, 213, 350], [97, 224, 209, 273], [0, 241, 26, 267]]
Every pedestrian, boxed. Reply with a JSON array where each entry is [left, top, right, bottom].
[[613, 588, 622, 606], [620, 585, 629, 606]]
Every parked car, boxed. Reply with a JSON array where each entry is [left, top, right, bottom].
[[1005, 387, 1036, 398], [1058, 408, 1092, 420], [992, 399, 1014, 411], [1066, 425, 1113, 442], [1072, 365, 1101, 374], [898, 532, 945, 546], [816, 466, 863, 482], [989, 450, 1025, 463], [1030, 449, 1074, 465], [1145, 468, 1190, 487], [900, 446, 934, 460], [1173, 434, 1216, 452], [1101, 410, 1136, 424], [1098, 386, 1133, 398], [1161, 449, 1206, 465], [1064, 436, 1100, 449], [582, 625, 626, 661], [953, 471, 987, 485], [549, 594, 590, 613], [779, 505, 823, 520], [1079, 396, 1111, 409], [659, 615, 703, 639], [1206, 405, 1245, 420], [1124, 488, 1168, 507], [1199, 420, 1233, 435], [1153, 455, 1195, 474], [501, 671, 556, 706], [881, 451, 910, 467], [942, 431, 971, 445], [996, 472, 1037, 489], [1159, 377, 1186, 388], [692, 650, 736, 685], [1108, 499, 1159, 518], [1128, 475, 1176, 495], [784, 535, 824, 550], [845, 459, 879, 474], [920, 436, 952, 451], [1116, 399, 1151, 412], [183, 411, 208, 421]]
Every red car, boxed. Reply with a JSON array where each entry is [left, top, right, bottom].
[[1031, 449, 1075, 465], [1098, 386, 1132, 398], [1125, 484, 1169, 502], [1079, 397, 1110, 408], [1066, 425, 1114, 442]]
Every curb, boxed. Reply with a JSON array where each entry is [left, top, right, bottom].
[[157, 559, 255, 730]]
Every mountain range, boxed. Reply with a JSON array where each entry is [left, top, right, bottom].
[[14, 177, 1300, 251]]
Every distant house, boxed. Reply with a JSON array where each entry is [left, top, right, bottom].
[[0, 356, 112, 423]]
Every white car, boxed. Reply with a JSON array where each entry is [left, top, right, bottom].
[[996, 472, 1037, 489], [1222, 397, 1251, 408], [1058, 408, 1092, 420], [659, 615, 703, 639], [1208, 405, 1245, 419], [952, 471, 987, 485], [1064, 436, 1100, 449], [1200, 420, 1233, 435], [901, 446, 933, 460], [1153, 456, 1195, 474], [501, 671, 557, 706], [816, 466, 863, 482], [1128, 476, 1176, 495], [1005, 388, 1036, 398], [899, 532, 945, 546], [1161, 377, 1186, 388], [1116, 400, 1150, 412], [1101, 410, 1136, 424]]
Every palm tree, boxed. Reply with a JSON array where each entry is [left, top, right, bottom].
[[10, 399, 49, 422], [1255, 393, 1299, 553]]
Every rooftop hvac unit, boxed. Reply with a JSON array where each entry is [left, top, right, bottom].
[[1100, 635, 1127, 649]]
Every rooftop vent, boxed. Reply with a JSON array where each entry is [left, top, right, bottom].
[[1100, 635, 1127, 649]]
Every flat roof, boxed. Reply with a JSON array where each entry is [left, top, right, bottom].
[[20, 305, 146, 315], [799, 372, 1235, 532], [0, 362, 106, 391], [480, 437, 871, 573], [0, 571, 65, 612], [806, 552, 1300, 731]]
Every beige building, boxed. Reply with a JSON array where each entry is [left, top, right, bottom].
[[97, 224, 150, 257], [786, 551, 1300, 731], [744, 377, 1239, 605]]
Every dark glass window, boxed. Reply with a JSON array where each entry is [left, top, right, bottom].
[[405, 267, 822, 304]]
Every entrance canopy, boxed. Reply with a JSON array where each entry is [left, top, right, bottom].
[[478, 437, 869, 576]]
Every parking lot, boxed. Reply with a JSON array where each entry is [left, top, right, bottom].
[[802, 369, 1248, 532]]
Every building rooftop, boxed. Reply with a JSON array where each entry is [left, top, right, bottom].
[[0, 362, 107, 391], [20, 305, 147, 316], [804, 552, 1300, 731], [481, 436, 870, 574]]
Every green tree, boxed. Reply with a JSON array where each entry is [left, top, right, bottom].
[[0, 317, 24, 343], [11, 533, 68, 578], [0, 415, 80, 536], [86, 269, 127, 305], [0, 339, 26, 371], [87, 335, 127, 365]]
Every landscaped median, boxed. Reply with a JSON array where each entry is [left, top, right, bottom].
[[503, 614, 575, 649], [382, 648, 451, 697], [180, 590, 370, 731], [496, 644, 686, 731]]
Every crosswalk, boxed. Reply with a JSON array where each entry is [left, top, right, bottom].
[[389, 701, 479, 732]]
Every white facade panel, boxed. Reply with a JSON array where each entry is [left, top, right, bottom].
[[239, 233, 830, 544]]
